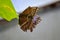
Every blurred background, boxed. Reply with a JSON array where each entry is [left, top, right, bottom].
[[0, 0, 60, 40]]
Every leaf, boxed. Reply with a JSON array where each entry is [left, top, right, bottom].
[[0, 0, 18, 21]]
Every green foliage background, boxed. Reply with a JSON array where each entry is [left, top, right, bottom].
[[0, 0, 18, 21]]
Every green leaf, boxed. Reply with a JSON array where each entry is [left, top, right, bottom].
[[0, 0, 18, 21]]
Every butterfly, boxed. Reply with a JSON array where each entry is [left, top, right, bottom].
[[19, 6, 41, 32]]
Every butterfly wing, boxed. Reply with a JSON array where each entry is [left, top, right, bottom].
[[19, 6, 41, 32]]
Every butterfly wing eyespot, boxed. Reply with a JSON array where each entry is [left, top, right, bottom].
[[19, 6, 41, 32]]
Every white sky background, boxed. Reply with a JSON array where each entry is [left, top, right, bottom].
[[11, 0, 58, 12]]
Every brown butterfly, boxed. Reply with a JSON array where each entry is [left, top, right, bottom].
[[19, 6, 41, 32]]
